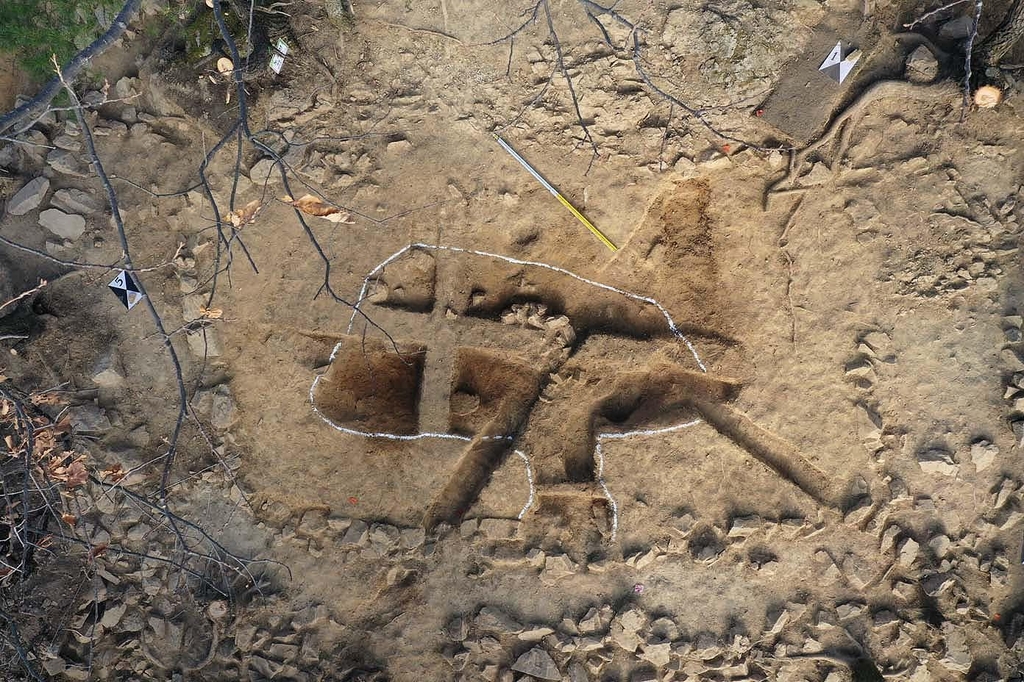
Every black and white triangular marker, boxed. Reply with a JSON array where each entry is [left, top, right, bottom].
[[819, 41, 860, 84], [108, 270, 144, 311]]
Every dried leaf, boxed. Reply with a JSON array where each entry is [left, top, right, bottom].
[[199, 306, 223, 319], [4, 435, 14, 453], [29, 392, 62, 406], [280, 194, 354, 224], [216, 57, 234, 74], [103, 464, 127, 483], [63, 460, 88, 489], [1, 400, 9, 416], [61, 513, 77, 525], [88, 543, 108, 561], [53, 414, 72, 435], [222, 199, 263, 229]]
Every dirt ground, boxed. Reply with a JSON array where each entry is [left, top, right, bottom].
[[2, 0, 1024, 680]]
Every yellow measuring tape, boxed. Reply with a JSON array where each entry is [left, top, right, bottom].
[[493, 135, 618, 252]]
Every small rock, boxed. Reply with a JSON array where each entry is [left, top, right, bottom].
[[897, 537, 920, 567], [939, 623, 972, 673], [608, 607, 646, 652], [46, 149, 89, 177], [639, 641, 672, 667], [386, 138, 413, 155], [971, 440, 998, 471], [69, 404, 111, 432], [994, 477, 1017, 508], [939, 15, 974, 39], [727, 515, 761, 538], [510, 647, 560, 680], [444, 616, 468, 641], [100, 602, 127, 628], [42, 657, 66, 675], [519, 625, 555, 642], [917, 449, 957, 476], [928, 534, 952, 558], [186, 328, 222, 357], [39, 208, 86, 240], [6, 177, 49, 215], [340, 520, 369, 547], [208, 600, 229, 620], [52, 135, 82, 151], [478, 518, 517, 540], [92, 352, 125, 388], [835, 602, 864, 620], [249, 158, 280, 185], [904, 46, 939, 83], [51, 188, 101, 215], [578, 607, 610, 634], [476, 606, 523, 634], [209, 385, 237, 430], [400, 527, 426, 549]]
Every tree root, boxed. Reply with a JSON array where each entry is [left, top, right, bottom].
[[762, 80, 957, 209]]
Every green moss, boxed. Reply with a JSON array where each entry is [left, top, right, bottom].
[[0, 0, 126, 82], [183, 7, 249, 64]]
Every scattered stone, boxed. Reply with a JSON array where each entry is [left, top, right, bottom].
[[206, 385, 237, 430], [692, 632, 722, 659], [478, 518, 517, 540], [639, 641, 672, 667], [186, 328, 223, 357], [939, 15, 974, 39], [100, 602, 127, 628], [835, 602, 865, 620], [92, 352, 126, 388], [971, 440, 999, 472], [668, 512, 696, 537], [861, 331, 895, 362], [39, 208, 86, 240], [880, 524, 901, 552], [917, 449, 958, 476], [608, 607, 646, 652], [386, 138, 413, 155], [904, 46, 939, 83], [939, 624, 972, 673], [993, 477, 1017, 508], [249, 158, 280, 186], [844, 495, 874, 526], [727, 515, 761, 538], [897, 538, 920, 567], [51, 188, 101, 215], [6, 177, 49, 215], [69, 404, 111, 432], [476, 606, 523, 634], [565, 662, 588, 682], [208, 600, 229, 620], [578, 607, 611, 634], [929, 534, 952, 558], [400, 527, 425, 549], [519, 625, 555, 642], [541, 553, 576, 584], [46, 149, 89, 177], [631, 670, 658, 682], [340, 520, 369, 547], [510, 647, 560, 680]]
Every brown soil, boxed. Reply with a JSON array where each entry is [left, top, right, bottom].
[[2, 0, 1024, 680]]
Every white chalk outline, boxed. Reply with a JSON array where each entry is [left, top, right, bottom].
[[314, 243, 709, 536]]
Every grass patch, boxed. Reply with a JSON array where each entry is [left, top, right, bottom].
[[0, 0, 127, 82]]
